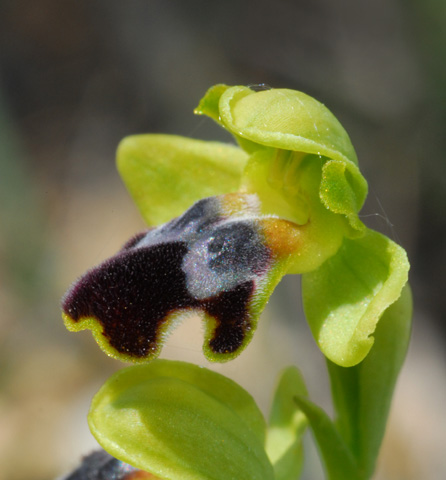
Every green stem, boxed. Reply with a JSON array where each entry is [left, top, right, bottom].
[[293, 395, 365, 480]]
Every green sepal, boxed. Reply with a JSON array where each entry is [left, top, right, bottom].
[[195, 84, 368, 234], [194, 83, 230, 123], [88, 360, 273, 480], [293, 395, 361, 480], [117, 134, 247, 226], [302, 228, 410, 367], [327, 284, 412, 478], [219, 86, 359, 164], [265, 366, 308, 480]]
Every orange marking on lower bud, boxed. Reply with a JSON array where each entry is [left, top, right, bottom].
[[123, 471, 161, 480]]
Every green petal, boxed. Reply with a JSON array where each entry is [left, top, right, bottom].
[[302, 228, 410, 367], [196, 85, 367, 234], [265, 366, 308, 480], [117, 134, 247, 226], [89, 360, 273, 480], [327, 284, 412, 478], [320, 160, 367, 236]]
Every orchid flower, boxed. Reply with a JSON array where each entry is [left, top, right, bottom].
[[61, 84, 412, 480], [62, 84, 409, 368]]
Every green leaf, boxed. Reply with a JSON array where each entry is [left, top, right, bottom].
[[327, 283, 412, 478], [88, 360, 273, 480], [302, 228, 410, 367], [265, 366, 308, 480], [117, 134, 247, 226], [293, 395, 361, 480]]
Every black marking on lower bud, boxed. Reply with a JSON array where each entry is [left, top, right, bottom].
[[62, 450, 138, 480]]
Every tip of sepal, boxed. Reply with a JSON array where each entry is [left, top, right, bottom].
[[193, 83, 229, 121]]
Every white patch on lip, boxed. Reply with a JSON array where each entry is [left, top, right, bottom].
[[182, 235, 227, 300], [182, 218, 270, 300]]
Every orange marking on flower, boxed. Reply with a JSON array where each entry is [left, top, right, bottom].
[[261, 218, 302, 258], [220, 192, 260, 217]]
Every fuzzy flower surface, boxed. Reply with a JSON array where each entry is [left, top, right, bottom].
[[62, 84, 409, 368]]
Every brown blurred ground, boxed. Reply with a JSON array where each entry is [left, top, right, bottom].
[[0, 1, 445, 479]]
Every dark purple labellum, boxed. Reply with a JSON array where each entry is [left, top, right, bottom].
[[62, 195, 272, 362], [62, 242, 255, 358]]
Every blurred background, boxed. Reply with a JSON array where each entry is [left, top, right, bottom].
[[0, 1, 445, 479]]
